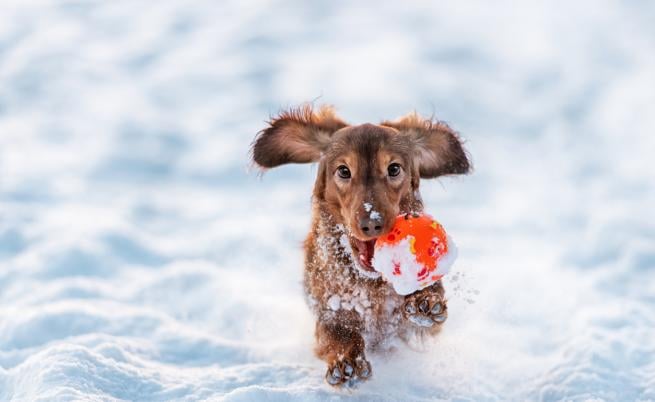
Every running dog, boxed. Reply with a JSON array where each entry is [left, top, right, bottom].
[[251, 105, 470, 386]]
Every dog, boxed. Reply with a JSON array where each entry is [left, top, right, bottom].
[[251, 105, 471, 386]]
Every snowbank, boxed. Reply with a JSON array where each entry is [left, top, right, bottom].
[[1, 0, 654, 400]]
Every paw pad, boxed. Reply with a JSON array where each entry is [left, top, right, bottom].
[[325, 355, 372, 387], [402, 285, 448, 328]]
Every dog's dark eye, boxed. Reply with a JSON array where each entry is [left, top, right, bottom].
[[336, 165, 351, 179], [388, 163, 402, 177]]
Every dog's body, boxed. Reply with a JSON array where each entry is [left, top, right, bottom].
[[252, 106, 470, 386]]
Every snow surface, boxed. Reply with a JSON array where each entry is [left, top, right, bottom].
[[1, 0, 654, 401]]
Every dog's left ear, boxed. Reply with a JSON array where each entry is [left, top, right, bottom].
[[381, 113, 471, 178], [251, 105, 348, 169]]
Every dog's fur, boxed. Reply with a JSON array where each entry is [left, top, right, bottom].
[[252, 105, 470, 386]]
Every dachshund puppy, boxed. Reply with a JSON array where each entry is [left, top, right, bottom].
[[252, 105, 470, 386]]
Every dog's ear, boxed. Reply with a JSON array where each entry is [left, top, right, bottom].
[[251, 105, 348, 169], [381, 113, 471, 178]]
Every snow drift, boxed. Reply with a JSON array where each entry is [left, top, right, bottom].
[[1, 0, 654, 400]]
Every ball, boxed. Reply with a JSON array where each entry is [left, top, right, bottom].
[[372, 213, 457, 295]]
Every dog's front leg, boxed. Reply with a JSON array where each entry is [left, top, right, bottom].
[[402, 281, 448, 328], [314, 311, 372, 386]]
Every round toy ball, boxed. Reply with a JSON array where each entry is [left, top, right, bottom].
[[372, 213, 457, 295]]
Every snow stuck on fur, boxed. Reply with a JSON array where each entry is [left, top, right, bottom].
[[327, 295, 341, 311], [311, 213, 405, 349], [339, 230, 382, 280], [314, 218, 381, 280], [326, 290, 373, 317], [363, 202, 381, 221]]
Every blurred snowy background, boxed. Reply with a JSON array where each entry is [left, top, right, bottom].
[[1, 1, 654, 401]]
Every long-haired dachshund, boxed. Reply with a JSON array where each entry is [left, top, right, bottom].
[[251, 105, 471, 386]]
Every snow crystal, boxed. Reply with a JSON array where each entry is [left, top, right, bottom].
[[363, 202, 381, 221], [327, 295, 341, 311]]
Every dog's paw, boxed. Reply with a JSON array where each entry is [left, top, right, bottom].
[[402, 285, 448, 328], [325, 354, 372, 387]]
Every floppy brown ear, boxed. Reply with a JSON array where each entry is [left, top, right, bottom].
[[251, 105, 348, 168], [381, 113, 471, 178]]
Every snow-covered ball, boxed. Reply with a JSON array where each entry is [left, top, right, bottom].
[[372, 213, 457, 295]]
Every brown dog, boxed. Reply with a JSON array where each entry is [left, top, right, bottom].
[[251, 105, 471, 387]]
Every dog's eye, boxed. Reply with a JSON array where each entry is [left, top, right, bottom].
[[388, 163, 402, 177], [336, 165, 351, 179]]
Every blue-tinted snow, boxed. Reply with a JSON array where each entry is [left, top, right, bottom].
[[0, 1, 654, 401]]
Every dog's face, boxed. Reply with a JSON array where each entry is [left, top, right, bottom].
[[252, 105, 470, 273], [321, 124, 413, 271]]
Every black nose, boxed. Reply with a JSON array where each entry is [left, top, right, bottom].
[[360, 217, 384, 236]]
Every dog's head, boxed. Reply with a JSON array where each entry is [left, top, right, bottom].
[[252, 105, 470, 273]]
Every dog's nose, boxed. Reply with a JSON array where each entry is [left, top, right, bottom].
[[360, 217, 384, 236]]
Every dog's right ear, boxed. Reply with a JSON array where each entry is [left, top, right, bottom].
[[251, 105, 348, 169]]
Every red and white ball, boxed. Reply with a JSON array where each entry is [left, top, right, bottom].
[[372, 213, 457, 295]]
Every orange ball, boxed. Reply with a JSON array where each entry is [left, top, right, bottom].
[[373, 213, 457, 295]]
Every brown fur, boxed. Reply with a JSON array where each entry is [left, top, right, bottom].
[[252, 105, 471, 386]]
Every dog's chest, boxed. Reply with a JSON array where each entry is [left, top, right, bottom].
[[322, 285, 404, 347], [306, 223, 406, 345]]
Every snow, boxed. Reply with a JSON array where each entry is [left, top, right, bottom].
[[1, 0, 654, 401], [327, 295, 341, 311], [363, 202, 381, 220]]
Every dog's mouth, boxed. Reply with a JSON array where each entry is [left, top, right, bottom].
[[351, 237, 377, 272]]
